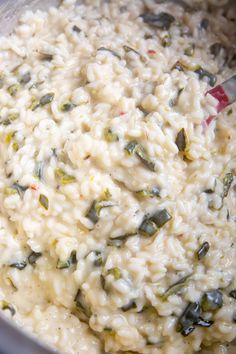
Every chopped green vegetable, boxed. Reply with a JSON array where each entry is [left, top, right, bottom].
[[12, 142, 19, 152], [229, 290, 236, 299], [135, 144, 155, 171], [196, 318, 214, 328], [97, 47, 121, 60], [195, 67, 216, 87], [10, 261, 27, 270], [204, 188, 214, 194], [8, 84, 20, 96], [28, 252, 42, 265], [197, 242, 210, 260], [107, 267, 121, 280], [175, 128, 188, 152], [227, 108, 233, 116], [34, 161, 44, 180], [19, 72, 31, 85], [39, 53, 53, 61], [125, 141, 155, 171], [0, 300, 16, 316], [222, 172, 233, 198], [139, 218, 158, 236], [55, 168, 76, 185], [163, 274, 192, 299], [208, 173, 234, 211], [29, 96, 40, 111], [171, 60, 216, 87], [39, 194, 49, 210], [101, 188, 112, 200], [184, 45, 194, 56], [135, 186, 160, 198], [40, 93, 55, 106], [161, 33, 171, 47], [121, 300, 137, 312], [151, 209, 172, 228], [74, 289, 91, 318], [72, 25, 81, 33], [125, 141, 139, 155], [86, 200, 115, 224], [11, 183, 28, 196], [92, 251, 103, 267], [4, 187, 18, 196], [177, 302, 200, 336], [177, 301, 213, 336], [201, 290, 223, 312], [1, 118, 11, 126], [5, 132, 15, 144], [139, 209, 172, 236], [141, 12, 175, 30], [123, 46, 140, 56], [100, 274, 106, 291], [60, 102, 76, 112], [107, 232, 137, 247], [56, 250, 77, 269], [104, 128, 119, 142]]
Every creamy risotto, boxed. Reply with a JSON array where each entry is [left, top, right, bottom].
[[0, 0, 235, 353]]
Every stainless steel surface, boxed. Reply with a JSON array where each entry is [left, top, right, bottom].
[[0, 0, 59, 34], [0, 314, 56, 354]]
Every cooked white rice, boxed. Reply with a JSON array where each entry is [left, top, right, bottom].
[[0, 0, 235, 353]]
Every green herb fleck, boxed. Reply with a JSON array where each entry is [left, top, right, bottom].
[[19, 72, 31, 85], [8, 84, 20, 96], [104, 128, 119, 142], [72, 25, 81, 33], [107, 267, 121, 280], [10, 261, 27, 270], [222, 172, 233, 198], [141, 12, 175, 30], [201, 290, 223, 312], [39, 194, 49, 210], [34, 161, 44, 180], [40, 93, 55, 106], [56, 250, 77, 269], [60, 102, 76, 112], [163, 274, 192, 299], [135, 186, 160, 198], [28, 252, 42, 265], [29, 96, 40, 111], [0, 300, 16, 316], [55, 168, 76, 185], [97, 47, 121, 60], [161, 33, 171, 47], [197, 242, 210, 260], [86, 200, 115, 224]]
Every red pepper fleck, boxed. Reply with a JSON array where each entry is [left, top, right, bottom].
[[207, 85, 229, 113], [119, 112, 126, 116], [31, 184, 39, 191], [205, 115, 215, 126], [148, 50, 156, 55]]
